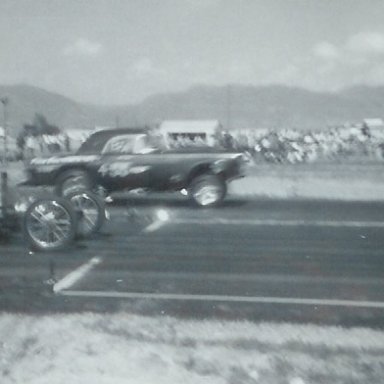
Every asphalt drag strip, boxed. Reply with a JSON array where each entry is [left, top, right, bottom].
[[3, 198, 384, 325], [49, 207, 384, 325]]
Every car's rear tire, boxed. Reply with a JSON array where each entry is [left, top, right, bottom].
[[23, 197, 77, 251], [55, 170, 93, 197], [188, 174, 227, 207], [67, 190, 106, 237]]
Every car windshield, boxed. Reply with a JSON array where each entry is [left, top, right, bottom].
[[102, 134, 143, 154], [77, 131, 116, 154]]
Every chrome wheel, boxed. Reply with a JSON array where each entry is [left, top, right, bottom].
[[189, 175, 226, 207], [193, 184, 222, 206], [68, 191, 105, 237], [24, 199, 76, 251]]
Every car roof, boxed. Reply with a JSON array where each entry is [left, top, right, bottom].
[[78, 127, 149, 153], [87, 127, 150, 143], [92, 127, 149, 136]]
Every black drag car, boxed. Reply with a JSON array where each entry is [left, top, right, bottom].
[[23, 128, 248, 207]]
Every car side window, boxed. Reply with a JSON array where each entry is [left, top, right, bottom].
[[101, 135, 136, 154], [133, 135, 150, 154]]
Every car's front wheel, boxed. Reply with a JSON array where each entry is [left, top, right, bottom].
[[188, 174, 227, 207]]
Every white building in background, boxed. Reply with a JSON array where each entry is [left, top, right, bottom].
[[362, 118, 384, 137], [158, 120, 222, 147]]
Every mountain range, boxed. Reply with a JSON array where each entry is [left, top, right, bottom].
[[1, 83, 384, 136]]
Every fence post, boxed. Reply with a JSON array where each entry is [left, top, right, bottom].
[[0, 171, 7, 217]]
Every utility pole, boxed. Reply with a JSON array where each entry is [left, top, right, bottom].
[[1, 97, 9, 168], [226, 84, 232, 131]]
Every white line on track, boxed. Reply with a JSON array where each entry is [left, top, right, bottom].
[[57, 290, 384, 309], [94, 271, 384, 286], [143, 219, 167, 233], [173, 218, 384, 228], [52, 217, 163, 293], [53, 257, 102, 293]]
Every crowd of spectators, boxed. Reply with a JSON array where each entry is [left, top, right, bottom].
[[4, 123, 384, 164], [223, 125, 384, 163]]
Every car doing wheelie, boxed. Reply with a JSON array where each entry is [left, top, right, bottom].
[[22, 128, 249, 207]]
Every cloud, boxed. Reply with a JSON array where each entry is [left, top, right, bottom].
[[203, 28, 384, 98], [313, 42, 340, 60], [273, 32, 384, 91], [63, 38, 103, 57], [346, 31, 384, 55], [185, 0, 222, 9], [128, 58, 166, 78], [132, 58, 154, 75]]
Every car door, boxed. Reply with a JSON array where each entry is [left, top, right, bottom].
[[130, 134, 191, 191], [97, 134, 151, 191]]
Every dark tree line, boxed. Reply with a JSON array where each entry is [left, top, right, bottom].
[[17, 113, 61, 151]]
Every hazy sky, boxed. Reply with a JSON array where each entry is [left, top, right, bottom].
[[2, 0, 384, 105]]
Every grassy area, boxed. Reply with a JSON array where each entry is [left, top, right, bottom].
[[0, 313, 383, 383], [230, 162, 384, 200]]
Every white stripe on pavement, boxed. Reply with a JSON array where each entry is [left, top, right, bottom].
[[53, 216, 165, 293], [90, 270, 384, 286], [173, 218, 384, 228], [143, 219, 167, 233], [53, 257, 102, 293], [56, 290, 384, 309]]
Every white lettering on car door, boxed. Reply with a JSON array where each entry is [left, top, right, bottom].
[[98, 161, 151, 177]]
